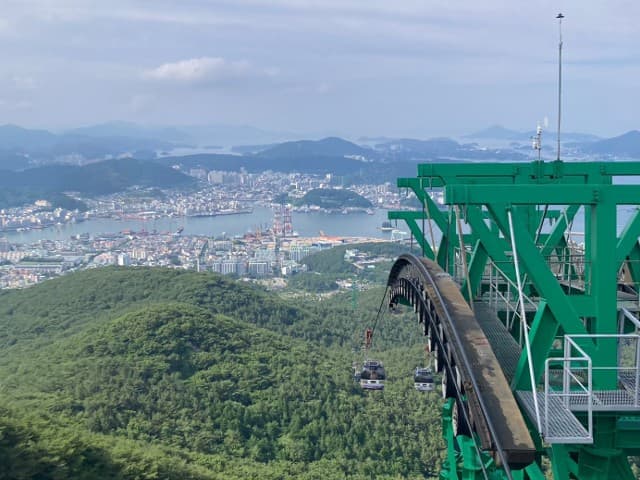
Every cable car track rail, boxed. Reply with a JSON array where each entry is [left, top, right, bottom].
[[387, 253, 536, 470]]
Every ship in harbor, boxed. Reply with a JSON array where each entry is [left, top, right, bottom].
[[380, 221, 394, 232], [186, 207, 254, 218]]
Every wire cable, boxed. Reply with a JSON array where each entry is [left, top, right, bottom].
[[369, 284, 390, 350], [508, 210, 542, 434]]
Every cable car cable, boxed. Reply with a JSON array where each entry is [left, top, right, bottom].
[[369, 284, 390, 346]]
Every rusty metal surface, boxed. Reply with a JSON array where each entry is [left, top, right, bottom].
[[388, 253, 535, 468]]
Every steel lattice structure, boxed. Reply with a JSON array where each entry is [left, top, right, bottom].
[[386, 160, 640, 480]]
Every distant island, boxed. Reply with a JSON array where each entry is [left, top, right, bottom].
[[276, 188, 372, 212], [0, 158, 195, 209], [1, 122, 639, 212]]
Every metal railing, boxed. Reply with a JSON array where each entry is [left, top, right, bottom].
[[568, 334, 640, 409], [544, 336, 593, 443], [451, 245, 471, 287], [546, 245, 591, 295], [454, 242, 592, 297], [480, 260, 538, 347], [619, 260, 640, 308]]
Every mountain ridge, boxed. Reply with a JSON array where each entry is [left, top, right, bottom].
[[0, 158, 194, 208], [465, 124, 601, 143], [579, 130, 640, 158], [256, 137, 376, 159]]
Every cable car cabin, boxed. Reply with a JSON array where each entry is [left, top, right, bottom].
[[360, 360, 385, 390], [413, 367, 434, 392]]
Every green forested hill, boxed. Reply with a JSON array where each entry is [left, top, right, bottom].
[[0, 266, 408, 352], [0, 158, 196, 208], [0, 267, 327, 350], [298, 188, 372, 209], [0, 267, 444, 479]]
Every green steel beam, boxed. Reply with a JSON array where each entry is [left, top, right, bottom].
[[465, 240, 488, 302], [540, 205, 580, 257], [394, 177, 450, 230], [488, 205, 588, 339], [392, 177, 453, 262], [576, 447, 636, 480], [567, 295, 597, 317], [386, 211, 437, 260], [392, 160, 640, 480], [594, 162, 640, 176], [442, 208, 457, 273], [616, 209, 640, 265], [615, 415, 640, 449], [512, 301, 558, 390], [463, 205, 517, 287], [440, 398, 519, 480], [586, 199, 619, 384], [549, 444, 573, 480], [625, 243, 640, 289], [523, 462, 547, 480], [446, 184, 640, 206], [388, 207, 450, 239], [388, 210, 423, 221], [441, 399, 460, 480], [418, 160, 640, 185], [403, 217, 435, 259]]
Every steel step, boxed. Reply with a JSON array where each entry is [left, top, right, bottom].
[[516, 391, 592, 444]]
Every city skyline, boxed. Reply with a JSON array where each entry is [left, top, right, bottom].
[[0, 1, 638, 138]]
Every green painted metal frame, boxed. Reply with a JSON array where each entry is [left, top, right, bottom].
[[390, 160, 640, 480]]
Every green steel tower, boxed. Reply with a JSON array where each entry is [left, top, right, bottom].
[[387, 160, 640, 480]]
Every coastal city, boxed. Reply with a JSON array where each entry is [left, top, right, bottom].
[[0, 170, 413, 289]]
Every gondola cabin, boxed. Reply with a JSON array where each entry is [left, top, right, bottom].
[[413, 367, 434, 392], [360, 359, 385, 390]]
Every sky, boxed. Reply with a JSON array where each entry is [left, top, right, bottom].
[[0, 0, 638, 139]]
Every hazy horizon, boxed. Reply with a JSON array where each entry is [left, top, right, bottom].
[[1, 120, 624, 146], [1, 1, 638, 138]]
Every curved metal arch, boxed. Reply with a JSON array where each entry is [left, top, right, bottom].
[[387, 253, 535, 469]]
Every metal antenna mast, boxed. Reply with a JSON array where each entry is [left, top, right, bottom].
[[556, 13, 564, 161], [532, 122, 542, 162]]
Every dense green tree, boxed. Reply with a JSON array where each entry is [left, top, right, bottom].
[[0, 267, 444, 479], [287, 272, 339, 292], [296, 189, 372, 209]]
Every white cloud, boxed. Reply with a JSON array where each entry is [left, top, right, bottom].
[[0, 0, 638, 134], [144, 57, 275, 87]]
